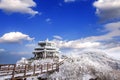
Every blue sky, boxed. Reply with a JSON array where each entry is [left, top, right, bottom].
[[0, 0, 120, 63]]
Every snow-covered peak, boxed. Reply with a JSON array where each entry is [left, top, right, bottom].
[[67, 51, 120, 70]]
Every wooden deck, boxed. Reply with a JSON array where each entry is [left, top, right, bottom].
[[0, 63, 59, 80]]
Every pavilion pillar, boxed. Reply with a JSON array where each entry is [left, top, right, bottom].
[[44, 51, 46, 58], [36, 54, 37, 58]]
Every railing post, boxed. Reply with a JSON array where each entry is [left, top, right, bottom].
[[56, 63, 59, 72], [0, 65, 1, 70], [47, 63, 49, 72], [22, 65, 23, 69], [41, 65, 42, 73], [24, 65, 27, 78], [17, 65, 19, 72], [56, 63, 57, 69], [57, 63, 59, 72], [28, 64, 31, 71], [33, 64, 36, 75], [12, 64, 16, 80], [52, 63, 53, 70], [8, 65, 10, 71]]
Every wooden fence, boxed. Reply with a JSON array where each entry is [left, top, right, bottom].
[[0, 63, 59, 80]]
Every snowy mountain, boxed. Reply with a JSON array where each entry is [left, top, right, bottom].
[[49, 51, 120, 80], [68, 51, 120, 70]]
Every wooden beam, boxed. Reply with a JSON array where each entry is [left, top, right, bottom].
[[11, 64, 16, 80]]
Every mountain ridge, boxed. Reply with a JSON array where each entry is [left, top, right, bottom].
[[49, 51, 120, 80]]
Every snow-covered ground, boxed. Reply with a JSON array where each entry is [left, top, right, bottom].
[[1, 51, 120, 80], [16, 57, 58, 66]]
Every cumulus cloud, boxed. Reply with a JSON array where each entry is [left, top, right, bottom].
[[53, 39, 101, 49], [93, 0, 120, 21], [0, 0, 38, 16], [0, 32, 34, 43]]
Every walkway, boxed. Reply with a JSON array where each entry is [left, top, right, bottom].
[[0, 63, 59, 80]]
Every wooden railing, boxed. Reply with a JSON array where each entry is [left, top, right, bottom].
[[0, 63, 59, 80], [0, 58, 67, 80]]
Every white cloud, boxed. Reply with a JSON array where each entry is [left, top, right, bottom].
[[25, 43, 36, 48], [11, 51, 31, 55], [52, 21, 120, 59], [0, 32, 34, 43], [45, 18, 52, 24], [105, 47, 120, 59], [53, 39, 101, 49], [53, 39, 120, 59], [53, 35, 63, 40], [93, 0, 120, 21], [64, 0, 76, 3], [53, 21, 120, 49], [106, 47, 120, 53], [82, 21, 120, 42], [92, 0, 120, 59], [104, 21, 120, 37], [0, 48, 5, 53], [46, 18, 51, 22], [0, 0, 38, 16]]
